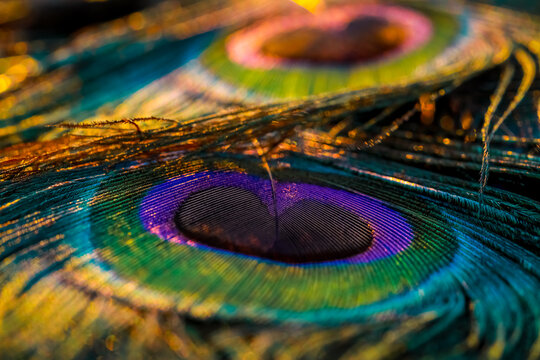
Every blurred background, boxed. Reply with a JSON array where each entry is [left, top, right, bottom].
[[0, 0, 538, 146], [1, 0, 539, 40]]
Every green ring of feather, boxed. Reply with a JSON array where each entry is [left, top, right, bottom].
[[86, 155, 457, 321], [200, 6, 460, 99]]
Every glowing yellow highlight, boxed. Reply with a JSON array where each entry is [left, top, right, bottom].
[[290, 0, 324, 13]]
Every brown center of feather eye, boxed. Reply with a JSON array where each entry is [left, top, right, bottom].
[[175, 186, 373, 263], [260, 16, 407, 64]]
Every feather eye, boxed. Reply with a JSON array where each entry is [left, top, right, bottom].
[[0, 0, 539, 359], [201, 2, 500, 98]]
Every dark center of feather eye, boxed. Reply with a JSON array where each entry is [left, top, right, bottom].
[[260, 16, 407, 64], [174, 186, 373, 263]]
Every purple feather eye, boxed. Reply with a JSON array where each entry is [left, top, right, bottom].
[[139, 171, 414, 265]]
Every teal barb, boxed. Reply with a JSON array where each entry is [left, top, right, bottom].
[[0, 0, 539, 359]]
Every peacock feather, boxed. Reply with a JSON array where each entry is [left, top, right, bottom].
[[0, 0, 539, 358]]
